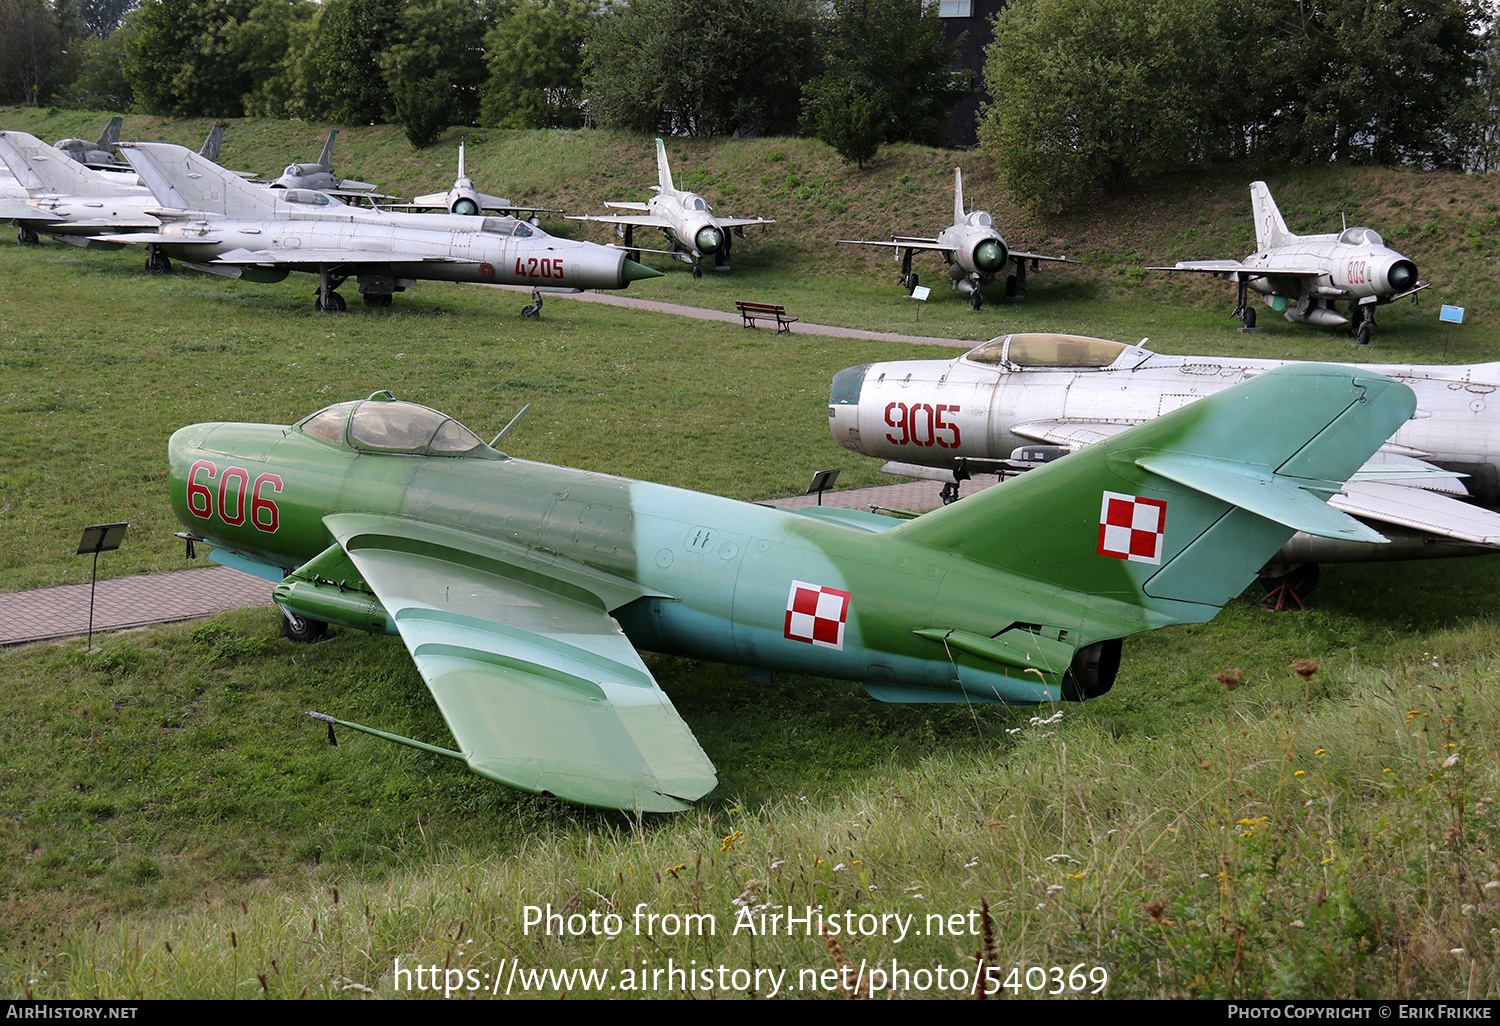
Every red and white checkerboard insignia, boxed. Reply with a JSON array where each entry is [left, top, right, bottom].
[[784, 581, 851, 650], [1097, 491, 1167, 564]]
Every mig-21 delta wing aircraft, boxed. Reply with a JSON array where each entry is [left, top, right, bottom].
[[171, 367, 1409, 810], [569, 138, 773, 278], [385, 141, 561, 221], [106, 141, 660, 308], [839, 168, 1077, 311], [1150, 181, 1426, 344], [829, 332, 1500, 596]]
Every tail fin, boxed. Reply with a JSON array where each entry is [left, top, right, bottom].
[[96, 116, 121, 151], [1251, 181, 1294, 250], [316, 130, 338, 170], [655, 137, 674, 194], [457, 139, 467, 180], [891, 364, 1415, 622], [0, 131, 135, 196], [199, 123, 223, 161], [953, 167, 965, 224], [121, 142, 279, 217]]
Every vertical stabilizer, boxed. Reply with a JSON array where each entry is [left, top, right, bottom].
[[121, 142, 280, 217], [97, 116, 122, 151], [199, 123, 224, 161], [0, 131, 135, 196], [317, 130, 338, 171], [1251, 181, 1294, 250], [457, 140, 467, 180], [655, 137, 675, 194], [953, 167, 965, 224]]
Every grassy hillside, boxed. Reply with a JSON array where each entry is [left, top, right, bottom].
[[5, 108, 1496, 352], [1, 110, 1499, 1000]]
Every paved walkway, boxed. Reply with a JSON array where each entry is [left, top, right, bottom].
[[0, 478, 1000, 646], [488, 284, 974, 348]]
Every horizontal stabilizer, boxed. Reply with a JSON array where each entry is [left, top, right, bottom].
[[1135, 453, 1387, 544], [1332, 481, 1500, 546]]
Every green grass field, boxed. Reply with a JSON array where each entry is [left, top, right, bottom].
[[1, 111, 1498, 999]]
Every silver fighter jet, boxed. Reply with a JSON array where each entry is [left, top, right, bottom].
[[829, 332, 1500, 593], [1151, 181, 1427, 344], [569, 138, 773, 278], [105, 141, 661, 309], [385, 141, 560, 221], [839, 168, 1077, 311], [268, 130, 391, 202]]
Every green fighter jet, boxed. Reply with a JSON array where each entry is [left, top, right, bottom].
[[168, 365, 1414, 812]]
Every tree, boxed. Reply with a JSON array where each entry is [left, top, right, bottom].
[[299, 0, 403, 124], [72, 19, 135, 109], [234, 0, 317, 119], [803, 0, 970, 150], [585, 0, 820, 137], [480, 0, 592, 129], [0, 0, 62, 104], [377, 0, 488, 145], [76, 0, 129, 36], [979, 0, 1226, 210], [801, 75, 882, 167], [123, 0, 259, 116], [1237, 0, 1483, 169]]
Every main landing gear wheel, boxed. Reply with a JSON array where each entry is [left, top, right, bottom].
[[521, 287, 543, 319], [17, 227, 38, 246], [905, 272, 919, 295], [145, 250, 172, 274], [281, 610, 328, 642], [315, 289, 346, 312], [1241, 306, 1256, 329]]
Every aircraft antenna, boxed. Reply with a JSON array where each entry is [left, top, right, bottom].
[[491, 403, 532, 447]]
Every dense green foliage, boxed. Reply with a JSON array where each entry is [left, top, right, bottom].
[[803, 0, 969, 150], [584, 0, 820, 137], [983, 0, 1487, 209], [479, 0, 590, 130]]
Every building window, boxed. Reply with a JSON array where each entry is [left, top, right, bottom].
[[939, 0, 972, 16]]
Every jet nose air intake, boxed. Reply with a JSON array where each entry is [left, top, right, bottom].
[[1385, 259, 1417, 293], [694, 224, 724, 254], [973, 238, 1007, 274]]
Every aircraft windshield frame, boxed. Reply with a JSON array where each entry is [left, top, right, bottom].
[[480, 217, 542, 238], [295, 399, 491, 457], [1338, 227, 1383, 247], [965, 333, 1130, 370], [283, 189, 336, 206]]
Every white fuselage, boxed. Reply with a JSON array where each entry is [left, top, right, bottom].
[[830, 338, 1500, 497]]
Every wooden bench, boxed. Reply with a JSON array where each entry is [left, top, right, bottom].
[[735, 301, 797, 334]]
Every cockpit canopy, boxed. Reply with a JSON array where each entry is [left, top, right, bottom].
[[1338, 227, 1383, 247], [966, 211, 994, 228], [965, 333, 1130, 369], [480, 217, 539, 238], [282, 189, 340, 207], [296, 393, 493, 457], [689, 197, 708, 212]]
